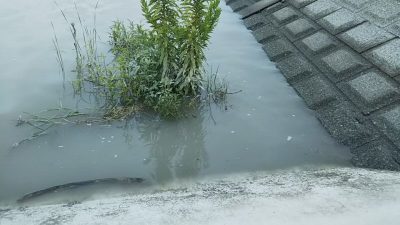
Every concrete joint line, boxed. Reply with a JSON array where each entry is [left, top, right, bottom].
[[241, 0, 282, 19]]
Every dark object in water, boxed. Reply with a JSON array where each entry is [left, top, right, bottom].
[[0, 208, 11, 215], [17, 177, 144, 203]]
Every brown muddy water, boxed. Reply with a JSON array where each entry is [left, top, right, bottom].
[[0, 0, 351, 206]]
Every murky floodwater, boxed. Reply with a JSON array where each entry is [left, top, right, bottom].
[[0, 0, 351, 206]]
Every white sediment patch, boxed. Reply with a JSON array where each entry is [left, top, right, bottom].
[[1, 167, 400, 225]]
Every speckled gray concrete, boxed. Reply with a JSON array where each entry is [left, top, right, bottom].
[[226, 0, 400, 170], [2, 167, 400, 225]]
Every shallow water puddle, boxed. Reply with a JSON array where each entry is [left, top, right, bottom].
[[0, 0, 351, 205]]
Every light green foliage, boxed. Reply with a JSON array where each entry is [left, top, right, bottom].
[[70, 0, 223, 119], [140, 0, 221, 94], [178, 0, 221, 94]]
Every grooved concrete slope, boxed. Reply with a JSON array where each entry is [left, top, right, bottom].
[[225, 0, 400, 170]]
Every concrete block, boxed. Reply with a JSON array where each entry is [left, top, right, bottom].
[[339, 23, 395, 53], [243, 13, 267, 31], [288, 0, 317, 8], [297, 31, 338, 55], [226, 0, 245, 4], [292, 75, 338, 109], [362, 0, 400, 27], [395, 76, 400, 84], [239, 0, 280, 18], [316, 101, 378, 148], [283, 18, 318, 41], [351, 139, 400, 170], [364, 39, 400, 77], [387, 21, 400, 37], [374, 105, 400, 149], [340, 70, 400, 114], [260, 2, 288, 17], [262, 38, 296, 61], [318, 8, 365, 35], [321, 49, 370, 82], [276, 54, 318, 83], [230, 0, 251, 12], [348, 71, 399, 106], [302, 0, 341, 20], [252, 24, 280, 44], [271, 7, 300, 25], [226, 0, 239, 5], [336, 0, 375, 11]]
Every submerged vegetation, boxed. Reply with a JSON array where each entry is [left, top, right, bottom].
[[67, 0, 227, 119]]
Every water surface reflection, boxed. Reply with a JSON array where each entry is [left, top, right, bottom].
[[136, 112, 208, 183]]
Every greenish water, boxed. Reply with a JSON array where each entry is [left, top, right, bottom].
[[0, 0, 351, 206]]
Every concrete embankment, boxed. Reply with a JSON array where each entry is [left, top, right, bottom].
[[226, 0, 400, 170], [1, 167, 400, 225]]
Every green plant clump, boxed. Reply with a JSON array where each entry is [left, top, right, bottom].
[[72, 0, 224, 119]]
